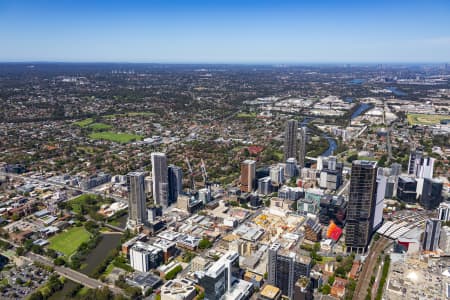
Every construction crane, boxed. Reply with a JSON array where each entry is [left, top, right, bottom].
[[200, 158, 208, 187], [185, 156, 196, 192]]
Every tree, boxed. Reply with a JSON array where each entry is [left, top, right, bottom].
[[28, 292, 44, 300], [94, 286, 113, 300], [378, 154, 388, 167], [288, 176, 298, 187], [229, 201, 239, 207], [240, 203, 249, 209], [314, 242, 321, 252], [23, 239, 33, 251], [125, 287, 142, 299], [54, 257, 66, 266], [347, 154, 358, 163], [144, 288, 153, 297], [198, 238, 212, 249], [46, 248, 58, 259], [31, 244, 44, 255], [373, 233, 380, 241], [328, 275, 335, 285], [182, 251, 196, 263], [0, 240, 10, 250], [16, 247, 25, 256], [84, 220, 99, 233], [321, 284, 331, 295], [165, 265, 183, 280]]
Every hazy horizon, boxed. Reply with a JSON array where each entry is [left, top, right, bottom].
[[1, 0, 450, 63]]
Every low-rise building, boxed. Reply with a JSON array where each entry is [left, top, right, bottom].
[[129, 241, 163, 272], [161, 278, 196, 300], [258, 285, 282, 300], [330, 277, 347, 298], [126, 272, 162, 295], [304, 218, 322, 242], [191, 256, 209, 272], [243, 271, 263, 289], [153, 238, 177, 263]]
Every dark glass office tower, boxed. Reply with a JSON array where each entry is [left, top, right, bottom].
[[397, 176, 417, 203], [168, 165, 182, 205], [345, 160, 378, 253], [284, 120, 298, 161], [420, 178, 443, 210], [151, 152, 168, 208], [422, 219, 441, 251]]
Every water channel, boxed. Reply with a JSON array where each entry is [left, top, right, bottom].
[[48, 232, 123, 299]]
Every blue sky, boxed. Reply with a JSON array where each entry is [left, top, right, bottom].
[[0, 0, 449, 63]]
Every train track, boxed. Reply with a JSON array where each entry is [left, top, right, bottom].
[[353, 237, 392, 300]]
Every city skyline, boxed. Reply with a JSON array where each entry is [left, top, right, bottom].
[[0, 0, 450, 63], [0, 1, 449, 296]]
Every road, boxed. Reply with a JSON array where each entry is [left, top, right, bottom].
[[0, 236, 124, 295], [337, 180, 350, 196], [0, 171, 127, 204], [353, 237, 392, 300], [25, 252, 124, 295]]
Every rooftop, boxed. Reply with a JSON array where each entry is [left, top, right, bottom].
[[260, 284, 281, 299]]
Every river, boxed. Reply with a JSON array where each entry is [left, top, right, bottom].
[[347, 79, 365, 85], [113, 214, 128, 229], [299, 118, 337, 156], [322, 135, 337, 157], [80, 232, 123, 275], [386, 86, 407, 96], [351, 103, 372, 119], [48, 232, 123, 300]]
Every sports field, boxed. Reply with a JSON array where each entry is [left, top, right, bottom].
[[89, 131, 143, 143], [73, 118, 94, 127], [236, 112, 257, 118], [88, 122, 112, 131], [407, 113, 449, 125], [104, 112, 155, 118], [48, 226, 91, 256]]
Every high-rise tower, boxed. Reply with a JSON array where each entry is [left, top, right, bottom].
[[151, 152, 169, 208], [268, 243, 312, 299], [298, 126, 307, 168], [127, 171, 148, 227], [345, 160, 378, 253], [284, 120, 298, 161], [168, 165, 183, 205], [240, 160, 256, 193], [422, 219, 441, 252]]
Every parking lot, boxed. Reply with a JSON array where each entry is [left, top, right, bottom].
[[0, 263, 51, 299]]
